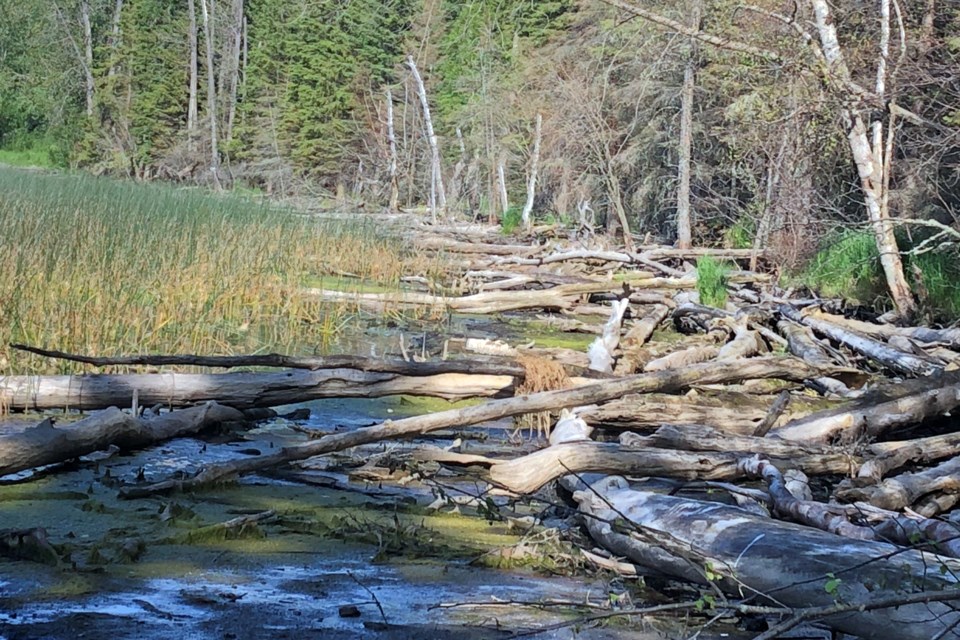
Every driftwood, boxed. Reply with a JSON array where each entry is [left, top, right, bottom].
[[779, 305, 943, 377], [119, 356, 824, 497], [0, 369, 518, 412], [776, 320, 853, 396], [0, 402, 246, 477], [569, 475, 960, 640], [9, 343, 545, 377], [807, 309, 960, 348], [835, 455, 960, 512], [613, 304, 670, 375], [772, 372, 960, 443]]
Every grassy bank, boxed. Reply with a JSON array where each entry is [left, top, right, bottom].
[[0, 168, 433, 374]]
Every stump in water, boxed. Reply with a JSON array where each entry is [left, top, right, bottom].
[[513, 354, 571, 439]]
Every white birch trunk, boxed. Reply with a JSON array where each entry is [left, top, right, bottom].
[[405, 55, 445, 219], [200, 0, 221, 189], [224, 0, 243, 143], [386, 89, 400, 212], [497, 160, 509, 216], [808, 0, 915, 317], [521, 113, 542, 230], [675, 0, 701, 249]]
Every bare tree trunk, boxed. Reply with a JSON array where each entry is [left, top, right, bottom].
[[675, 0, 701, 249], [406, 55, 445, 220], [497, 159, 509, 217], [80, 0, 95, 117], [187, 0, 199, 139], [224, 0, 243, 143], [521, 113, 543, 230], [385, 89, 400, 212], [808, 0, 915, 318], [107, 0, 124, 78], [200, 0, 222, 190]]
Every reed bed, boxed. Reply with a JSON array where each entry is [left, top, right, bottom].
[[0, 169, 433, 375]]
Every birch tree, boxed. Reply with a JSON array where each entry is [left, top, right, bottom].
[[187, 0, 198, 139], [199, 0, 221, 189], [602, 0, 919, 318]]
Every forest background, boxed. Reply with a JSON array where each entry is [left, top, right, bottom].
[[1, 0, 958, 316]]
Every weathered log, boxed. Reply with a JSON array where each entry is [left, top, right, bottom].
[[414, 236, 539, 256], [0, 369, 517, 412], [570, 475, 960, 640], [487, 442, 741, 493], [779, 305, 943, 376], [808, 309, 960, 348], [613, 304, 670, 375], [643, 345, 720, 372], [120, 356, 826, 497], [772, 372, 960, 443], [0, 402, 245, 477], [835, 455, 960, 512], [776, 320, 853, 396]]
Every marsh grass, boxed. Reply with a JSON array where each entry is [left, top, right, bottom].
[[0, 168, 436, 374]]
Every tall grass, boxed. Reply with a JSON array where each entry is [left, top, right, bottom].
[[0, 168, 431, 374], [696, 256, 730, 308], [800, 229, 960, 318]]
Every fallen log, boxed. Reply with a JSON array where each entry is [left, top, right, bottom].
[[0, 402, 245, 477], [835, 456, 960, 512], [808, 309, 960, 348], [569, 475, 960, 640], [9, 344, 540, 377], [776, 320, 853, 396], [779, 305, 943, 377], [613, 304, 670, 375], [119, 356, 826, 497], [0, 369, 517, 412], [772, 372, 960, 443]]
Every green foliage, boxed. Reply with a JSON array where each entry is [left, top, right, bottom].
[[500, 204, 523, 234], [696, 256, 730, 308], [434, 0, 573, 122], [723, 216, 755, 249], [801, 231, 885, 305], [909, 250, 960, 320]]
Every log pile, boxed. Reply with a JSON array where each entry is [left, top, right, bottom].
[[4, 232, 960, 638]]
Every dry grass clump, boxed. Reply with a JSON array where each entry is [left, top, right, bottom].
[[513, 353, 571, 439], [0, 169, 434, 374]]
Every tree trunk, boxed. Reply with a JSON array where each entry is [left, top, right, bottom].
[[0, 369, 518, 412], [807, 0, 916, 318], [406, 55, 444, 219], [386, 88, 400, 212], [497, 159, 509, 217], [675, 0, 701, 249], [0, 403, 246, 477], [521, 113, 542, 230], [223, 0, 243, 143], [187, 0, 198, 138], [107, 0, 124, 78], [200, 0, 221, 189], [80, 0, 94, 117], [570, 476, 960, 640]]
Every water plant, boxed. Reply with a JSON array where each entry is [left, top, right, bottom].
[[0, 168, 435, 374]]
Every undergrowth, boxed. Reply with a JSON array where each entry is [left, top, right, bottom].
[[0, 168, 438, 374], [696, 256, 731, 308], [800, 229, 960, 319]]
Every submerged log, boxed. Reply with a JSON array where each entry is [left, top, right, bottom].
[[0, 369, 517, 412], [121, 356, 826, 497], [570, 475, 960, 640], [0, 402, 245, 477]]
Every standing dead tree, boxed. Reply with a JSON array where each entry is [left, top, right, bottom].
[[406, 54, 445, 221]]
